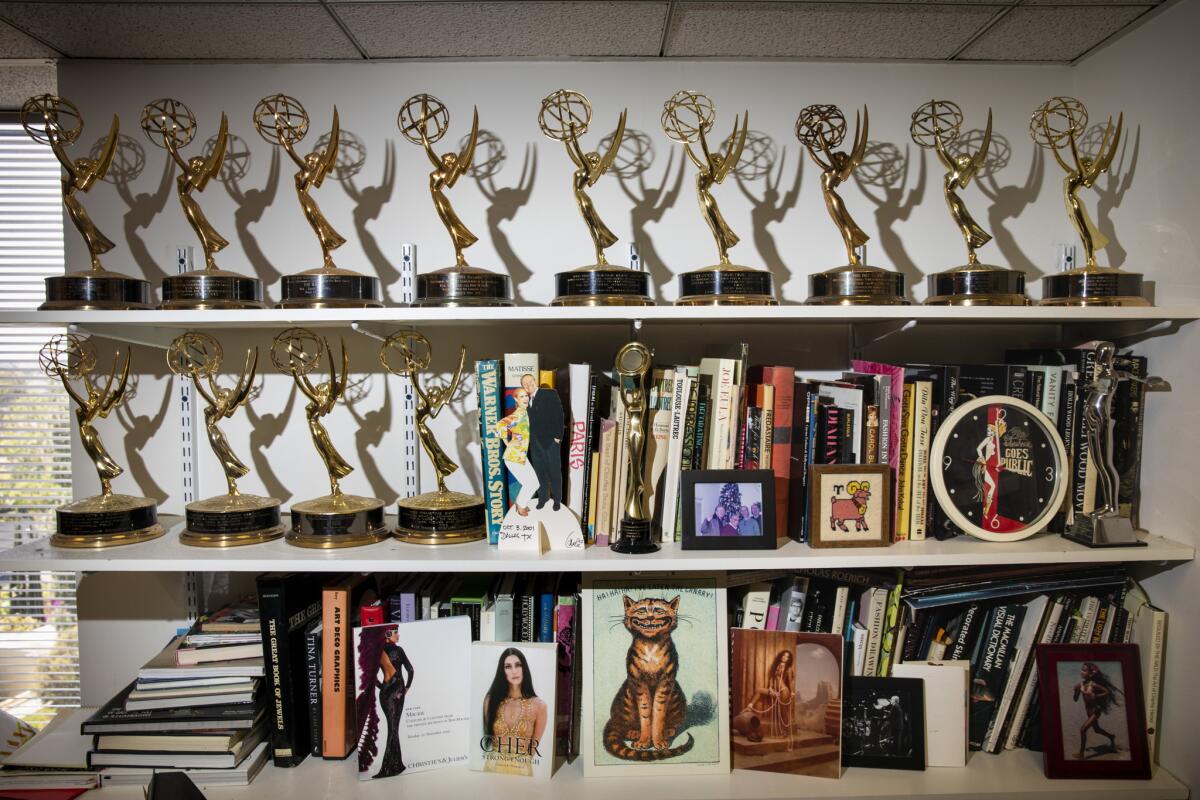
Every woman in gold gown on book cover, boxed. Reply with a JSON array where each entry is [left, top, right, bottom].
[[482, 647, 548, 776]]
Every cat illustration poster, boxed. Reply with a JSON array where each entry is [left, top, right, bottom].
[[581, 573, 730, 777], [354, 617, 471, 781], [468, 641, 558, 779]]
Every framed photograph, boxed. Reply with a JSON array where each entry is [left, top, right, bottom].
[[581, 573, 730, 777], [681, 469, 777, 550], [842, 676, 925, 771], [808, 464, 892, 548], [1035, 643, 1150, 779]]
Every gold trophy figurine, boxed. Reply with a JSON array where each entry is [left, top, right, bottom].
[[911, 100, 1028, 305], [796, 104, 908, 305], [610, 341, 659, 554], [271, 328, 388, 548], [398, 94, 513, 307], [253, 94, 383, 308], [1031, 97, 1148, 306], [20, 95, 151, 310], [661, 90, 776, 305], [539, 89, 653, 306], [142, 99, 266, 309], [166, 332, 284, 547], [38, 334, 164, 547], [381, 330, 486, 544]]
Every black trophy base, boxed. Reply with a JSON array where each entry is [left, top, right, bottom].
[[52, 494, 166, 548], [180, 494, 285, 547], [610, 518, 660, 554], [413, 265, 514, 307], [551, 266, 654, 307], [1064, 514, 1148, 548], [925, 265, 1029, 306], [395, 490, 487, 545], [41, 270, 152, 311], [675, 266, 777, 306], [1039, 267, 1150, 307], [277, 268, 383, 309], [161, 269, 267, 310], [807, 265, 909, 305], [286, 494, 389, 549]]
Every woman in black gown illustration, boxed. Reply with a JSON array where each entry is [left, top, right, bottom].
[[357, 626, 414, 779]]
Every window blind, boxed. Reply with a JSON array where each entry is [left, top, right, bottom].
[[0, 113, 78, 727]]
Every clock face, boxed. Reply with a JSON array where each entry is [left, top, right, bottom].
[[929, 395, 1068, 542]]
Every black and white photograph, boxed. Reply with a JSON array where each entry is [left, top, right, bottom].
[[842, 677, 925, 771], [681, 470, 777, 550]]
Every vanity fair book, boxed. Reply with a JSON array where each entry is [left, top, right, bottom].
[[469, 641, 557, 779]]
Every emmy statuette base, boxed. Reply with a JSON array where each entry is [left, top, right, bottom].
[[675, 265, 776, 306], [1064, 514, 1148, 549], [160, 269, 267, 310], [924, 265, 1029, 306], [277, 267, 383, 309], [551, 266, 654, 307], [610, 518, 660, 554], [1039, 267, 1150, 307], [807, 265, 908, 306], [52, 494, 166, 549], [285, 494, 389, 549], [413, 265, 514, 308], [395, 490, 487, 545], [180, 493, 285, 547], [41, 270, 152, 311]]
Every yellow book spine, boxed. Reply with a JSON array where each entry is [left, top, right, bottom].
[[895, 383, 915, 542]]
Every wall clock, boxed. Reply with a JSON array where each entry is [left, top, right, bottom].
[[929, 395, 1068, 542]]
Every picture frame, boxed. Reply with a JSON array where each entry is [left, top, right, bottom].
[[680, 469, 777, 550], [807, 464, 892, 548], [1035, 643, 1151, 780], [842, 676, 925, 771]]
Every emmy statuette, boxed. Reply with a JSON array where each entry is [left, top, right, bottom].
[[253, 94, 382, 308], [540, 89, 652, 306], [1031, 97, 1147, 306], [398, 94, 512, 307], [797, 104, 908, 305], [911, 100, 1028, 305], [610, 342, 660, 554], [142, 99, 266, 309], [167, 333, 284, 546], [21, 95, 151, 309], [381, 331, 487, 544], [661, 90, 776, 306], [39, 335, 164, 547], [272, 328, 388, 548]]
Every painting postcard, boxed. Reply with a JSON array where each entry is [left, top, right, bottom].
[[468, 641, 558, 779], [581, 573, 730, 777], [354, 616, 471, 781], [731, 629, 843, 778]]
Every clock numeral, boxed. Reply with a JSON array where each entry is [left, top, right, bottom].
[[943, 456, 952, 470], [989, 516, 1001, 530], [1044, 466, 1054, 482]]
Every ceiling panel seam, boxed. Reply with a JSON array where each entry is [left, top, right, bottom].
[[658, 0, 675, 57], [948, 0, 1022, 60], [1069, 2, 1159, 64], [0, 13, 64, 58], [318, 0, 369, 60]]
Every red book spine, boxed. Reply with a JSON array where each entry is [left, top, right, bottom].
[[749, 366, 795, 530]]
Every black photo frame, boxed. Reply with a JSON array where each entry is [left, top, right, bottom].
[[842, 676, 926, 771], [680, 469, 777, 550]]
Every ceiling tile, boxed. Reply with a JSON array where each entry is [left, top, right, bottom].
[[1022, 0, 1162, 5], [0, 18, 58, 57], [665, 1, 1004, 59], [0, 2, 360, 59], [958, 4, 1150, 60], [333, 1, 667, 58]]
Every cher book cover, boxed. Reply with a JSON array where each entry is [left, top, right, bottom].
[[469, 641, 557, 779]]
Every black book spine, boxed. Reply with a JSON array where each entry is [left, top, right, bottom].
[[305, 623, 322, 757], [839, 407, 856, 464], [693, 380, 711, 469], [787, 384, 814, 542], [580, 377, 599, 535], [947, 603, 982, 662], [257, 575, 299, 768]]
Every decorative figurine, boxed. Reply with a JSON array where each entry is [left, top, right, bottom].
[[610, 341, 659, 554]]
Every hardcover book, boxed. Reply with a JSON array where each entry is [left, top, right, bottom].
[[354, 617, 471, 780], [468, 641, 557, 779]]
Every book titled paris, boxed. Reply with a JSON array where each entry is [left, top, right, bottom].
[[354, 616, 471, 781], [581, 573, 730, 777], [468, 641, 558, 779]]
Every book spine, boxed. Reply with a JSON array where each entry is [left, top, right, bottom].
[[910, 381, 932, 541], [896, 383, 916, 542], [305, 626, 322, 758], [852, 624, 868, 676], [659, 371, 689, 545], [1005, 601, 1063, 750], [520, 594, 535, 643], [555, 602, 577, 756], [947, 603, 981, 661], [566, 363, 591, 523], [644, 368, 675, 536], [1072, 350, 1098, 521], [971, 606, 1021, 750], [743, 406, 762, 469], [784, 579, 807, 632], [594, 420, 617, 547], [477, 359, 508, 544], [581, 378, 599, 540], [321, 586, 351, 760], [1143, 609, 1166, 761], [864, 590, 886, 677], [760, 397, 774, 470], [877, 577, 905, 676], [494, 594, 514, 643], [256, 577, 297, 767], [830, 586, 850, 637], [757, 368, 794, 529], [538, 593, 554, 643]]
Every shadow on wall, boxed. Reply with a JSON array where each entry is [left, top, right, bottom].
[[95, 133, 173, 288], [327, 131, 402, 302], [242, 379, 296, 505], [114, 374, 172, 505], [735, 131, 802, 296], [854, 141, 927, 291], [207, 133, 283, 298], [344, 374, 399, 504], [1087, 123, 1140, 269], [967, 130, 1044, 279], [471, 130, 537, 302]]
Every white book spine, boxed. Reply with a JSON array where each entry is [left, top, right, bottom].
[[659, 373, 690, 545], [742, 585, 772, 630], [830, 586, 850, 637], [852, 624, 868, 676], [864, 589, 887, 677], [566, 363, 590, 520], [1073, 596, 1100, 643]]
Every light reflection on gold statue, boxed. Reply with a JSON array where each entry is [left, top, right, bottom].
[[796, 104, 869, 266], [662, 90, 748, 266], [399, 94, 479, 268], [539, 89, 627, 265], [1031, 96, 1123, 269]]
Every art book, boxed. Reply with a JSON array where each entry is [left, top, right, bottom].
[[468, 642, 557, 779], [730, 629, 843, 778], [581, 573, 729, 777], [354, 617, 470, 781]]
